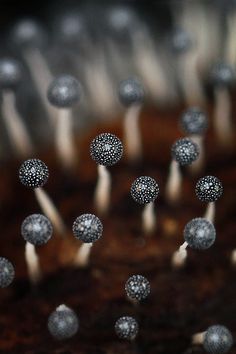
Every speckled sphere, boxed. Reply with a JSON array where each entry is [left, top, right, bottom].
[[115, 316, 139, 340], [48, 305, 79, 340], [0, 257, 15, 288], [21, 214, 53, 246], [171, 138, 199, 166], [203, 325, 233, 354], [47, 75, 81, 108], [0, 58, 23, 90], [211, 62, 235, 87], [180, 107, 208, 135], [195, 176, 223, 203], [184, 218, 216, 250], [55, 13, 85, 45], [10, 19, 47, 49], [131, 176, 159, 204], [171, 27, 193, 53], [72, 214, 103, 243], [90, 133, 123, 166], [19, 159, 49, 189], [118, 78, 145, 107], [125, 275, 150, 301]]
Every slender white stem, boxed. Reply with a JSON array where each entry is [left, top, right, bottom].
[[214, 87, 233, 147], [192, 331, 206, 344], [178, 52, 206, 106], [231, 250, 236, 265], [34, 187, 66, 235], [142, 202, 156, 234], [204, 202, 215, 223], [123, 105, 142, 162], [74, 243, 93, 267], [225, 13, 236, 65], [94, 165, 111, 215], [2, 91, 33, 157], [23, 48, 55, 124], [189, 135, 204, 174], [55, 108, 77, 169], [171, 241, 188, 268], [25, 242, 41, 284], [165, 160, 182, 204]]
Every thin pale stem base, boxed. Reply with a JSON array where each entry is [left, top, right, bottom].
[[25, 242, 41, 284], [2, 92, 33, 157], [94, 165, 111, 215], [142, 202, 156, 234], [171, 241, 188, 268], [34, 187, 66, 236], [165, 160, 182, 204], [74, 243, 93, 267]]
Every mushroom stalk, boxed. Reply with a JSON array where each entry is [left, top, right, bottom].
[[25, 242, 41, 284], [204, 202, 215, 223], [165, 160, 182, 203], [2, 91, 33, 157], [142, 202, 156, 234], [189, 135, 204, 174], [24, 48, 55, 124], [34, 187, 66, 235], [124, 104, 142, 162], [74, 243, 93, 267], [55, 108, 76, 169], [213, 87, 233, 147], [94, 165, 111, 215], [192, 331, 206, 344], [171, 241, 188, 268]]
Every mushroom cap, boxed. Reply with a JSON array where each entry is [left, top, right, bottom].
[[72, 214, 103, 243], [180, 107, 208, 135], [171, 137, 199, 166], [0, 58, 23, 90], [203, 325, 233, 354], [115, 316, 139, 340], [21, 214, 53, 246], [0, 257, 15, 288], [10, 19, 47, 50], [107, 6, 138, 33], [125, 274, 151, 301], [170, 26, 193, 54], [90, 133, 123, 167], [184, 218, 216, 250], [47, 74, 81, 108], [54, 13, 85, 45], [48, 304, 79, 340], [195, 176, 223, 203], [131, 176, 159, 205], [118, 77, 145, 107], [210, 62, 235, 87], [19, 158, 49, 189]]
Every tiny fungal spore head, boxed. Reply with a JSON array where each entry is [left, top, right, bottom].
[[131, 176, 159, 204], [171, 137, 199, 166], [184, 218, 216, 250], [0, 58, 23, 90], [19, 158, 49, 189], [171, 27, 193, 54], [115, 316, 139, 340], [0, 257, 15, 288], [203, 325, 233, 354], [211, 62, 235, 87], [195, 176, 223, 203], [180, 107, 208, 135], [48, 304, 79, 340], [47, 74, 81, 108], [118, 77, 145, 107], [10, 19, 47, 49], [72, 214, 103, 243], [90, 133, 123, 166], [21, 214, 53, 246], [125, 274, 150, 301]]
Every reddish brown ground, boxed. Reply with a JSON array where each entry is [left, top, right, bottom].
[[0, 104, 236, 353]]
